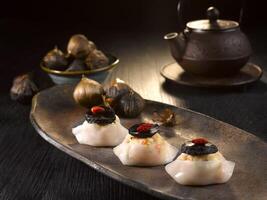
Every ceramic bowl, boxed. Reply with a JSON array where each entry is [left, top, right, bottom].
[[40, 53, 119, 84]]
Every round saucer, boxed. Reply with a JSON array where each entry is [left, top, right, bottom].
[[160, 62, 263, 88]]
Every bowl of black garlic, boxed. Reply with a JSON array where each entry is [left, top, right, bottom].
[[41, 34, 119, 84]]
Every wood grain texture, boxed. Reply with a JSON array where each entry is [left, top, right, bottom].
[[0, 18, 267, 200]]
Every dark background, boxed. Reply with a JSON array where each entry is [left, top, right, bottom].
[[1, 0, 266, 27], [1, 0, 267, 93]]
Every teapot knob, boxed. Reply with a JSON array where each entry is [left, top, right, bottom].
[[207, 7, 220, 23]]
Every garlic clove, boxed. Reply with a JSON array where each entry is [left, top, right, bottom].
[[117, 90, 145, 118], [10, 73, 38, 104], [105, 79, 145, 118], [105, 82, 130, 102], [67, 34, 94, 59], [85, 49, 109, 69], [43, 46, 68, 70], [105, 78, 130, 98]]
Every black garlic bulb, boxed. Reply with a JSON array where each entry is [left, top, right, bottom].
[[88, 40, 97, 51], [65, 53, 75, 65], [116, 90, 145, 118], [66, 59, 87, 71], [67, 34, 94, 59], [10, 73, 38, 104], [43, 46, 68, 70], [73, 77, 105, 108], [85, 49, 109, 69]]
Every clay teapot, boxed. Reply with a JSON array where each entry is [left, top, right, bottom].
[[164, 6, 252, 77]]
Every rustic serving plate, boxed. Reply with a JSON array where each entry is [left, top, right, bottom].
[[30, 84, 267, 200]]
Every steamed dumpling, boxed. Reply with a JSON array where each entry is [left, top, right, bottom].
[[113, 123, 178, 166], [166, 154, 235, 185], [72, 106, 127, 146], [165, 138, 235, 185]]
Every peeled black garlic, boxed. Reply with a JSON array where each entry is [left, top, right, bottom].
[[10, 73, 38, 104], [116, 90, 145, 118], [105, 79, 145, 118], [85, 49, 109, 69], [67, 34, 95, 59], [43, 46, 68, 70], [105, 78, 131, 105], [73, 77, 104, 108]]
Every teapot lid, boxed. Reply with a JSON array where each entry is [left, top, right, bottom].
[[186, 7, 239, 31]]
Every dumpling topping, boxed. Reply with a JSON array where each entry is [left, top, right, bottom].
[[128, 123, 159, 138], [181, 138, 218, 156], [85, 106, 116, 125]]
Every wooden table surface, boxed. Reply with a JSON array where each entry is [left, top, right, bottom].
[[0, 19, 266, 200]]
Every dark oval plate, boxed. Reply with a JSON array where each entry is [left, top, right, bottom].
[[30, 84, 267, 200]]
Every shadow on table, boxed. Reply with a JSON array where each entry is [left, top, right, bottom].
[[162, 79, 267, 96], [161, 79, 267, 142]]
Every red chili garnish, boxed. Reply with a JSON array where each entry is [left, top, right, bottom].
[[91, 106, 105, 114], [105, 98, 114, 104], [192, 138, 208, 145], [137, 123, 153, 133]]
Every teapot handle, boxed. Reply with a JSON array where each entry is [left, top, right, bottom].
[[177, 0, 186, 31]]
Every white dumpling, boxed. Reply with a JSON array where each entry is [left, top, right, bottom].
[[113, 133, 178, 166], [72, 116, 127, 146], [165, 153, 235, 185]]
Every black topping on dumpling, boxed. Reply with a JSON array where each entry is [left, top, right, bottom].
[[129, 123, 159, 138], [85, 106, 116, 125], [181, 138, 218, 156]]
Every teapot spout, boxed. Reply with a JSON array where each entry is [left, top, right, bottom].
[[164, 32, 186, 62]]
